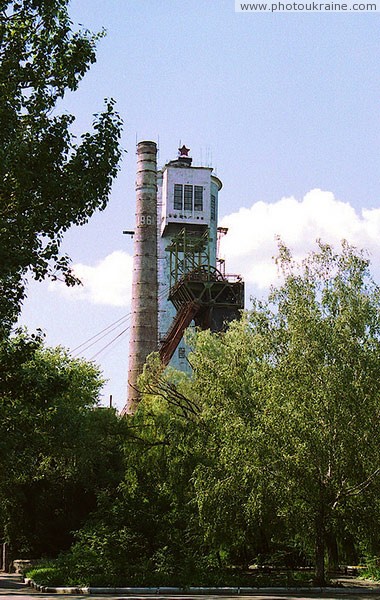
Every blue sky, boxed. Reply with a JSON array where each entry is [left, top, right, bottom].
[[19, 1, 380, 410]]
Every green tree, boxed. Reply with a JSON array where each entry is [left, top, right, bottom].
[[0, 330, 126, 559], [0, 0, 122, 334], [182, 317, 288, 569], [36, 240, 380, 586], [51, 357, 220, 587], [262, 241, 380, 583], [67, 388, 207, 587], [162, 241, 380, 584]]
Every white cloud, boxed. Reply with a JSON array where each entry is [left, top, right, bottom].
[[50, 250, 133, 307], [49, 190, 380, 307], [219, 189, 380, 291]]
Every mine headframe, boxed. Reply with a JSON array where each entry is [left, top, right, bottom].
[[159, 228, 244, 366]]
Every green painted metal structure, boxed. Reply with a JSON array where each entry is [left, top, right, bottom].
[[159, 228, 244, 365]]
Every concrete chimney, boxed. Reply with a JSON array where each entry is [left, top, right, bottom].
[[123, 141, 158, 415]]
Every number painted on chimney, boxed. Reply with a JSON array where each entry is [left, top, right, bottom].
[[138, 215, 155, 225]]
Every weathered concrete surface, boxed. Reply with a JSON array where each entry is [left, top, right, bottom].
[[0, 572, 27, 589], [124, 140, 158, 415]]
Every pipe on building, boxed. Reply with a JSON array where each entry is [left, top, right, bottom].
[[123, 141, 158, 415]]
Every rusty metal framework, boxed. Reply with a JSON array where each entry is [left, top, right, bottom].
[[159, 301, 200, 366], [159, 228, 244, 365]]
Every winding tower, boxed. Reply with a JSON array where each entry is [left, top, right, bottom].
[[123, 144, 244, 414], [157, 146, 244, 367]]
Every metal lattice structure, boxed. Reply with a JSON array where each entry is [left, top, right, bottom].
[[159, 228, 244, 365], [167, 228, 211, 290]]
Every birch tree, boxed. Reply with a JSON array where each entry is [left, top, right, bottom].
[[186, 241, 380, 583]]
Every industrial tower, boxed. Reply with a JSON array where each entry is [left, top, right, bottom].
[[123, 143, 244, 415]]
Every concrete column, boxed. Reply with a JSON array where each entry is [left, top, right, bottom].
[[123, 141, 158, 414]]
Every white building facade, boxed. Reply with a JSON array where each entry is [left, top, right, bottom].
[[157, 147, 222, 371]]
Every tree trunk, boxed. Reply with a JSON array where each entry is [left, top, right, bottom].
[[326, 531, 339, 573], [314, 506, 327, 586]]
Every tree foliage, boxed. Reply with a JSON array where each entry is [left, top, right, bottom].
[[181, 241, 380, 583], [18, 241, 380, 586], [0, 330, 127, 558], [136, 241, 380, 585], [59, 388, 209, 587], [0, 0, 122, 334]]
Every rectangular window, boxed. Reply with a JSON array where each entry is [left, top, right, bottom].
[[211, 194, 216, 220], [174, 184, 183, 210], [184, 185, 193, 211], [194, 186, 203, 211]]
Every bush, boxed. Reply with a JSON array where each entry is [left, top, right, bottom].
[[361, 557, 380, 582], [25, 554, 315, 588], [26, 563, 70, 587]]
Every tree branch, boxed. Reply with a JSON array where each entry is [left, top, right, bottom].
[[333, 468, 380, 509]]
